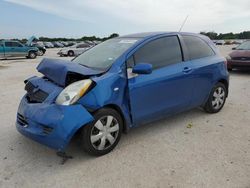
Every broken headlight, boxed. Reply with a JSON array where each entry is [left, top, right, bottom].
[[56, 79, 93, 105]]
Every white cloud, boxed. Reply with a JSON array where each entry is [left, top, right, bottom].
[[4, 0, 250, 33]]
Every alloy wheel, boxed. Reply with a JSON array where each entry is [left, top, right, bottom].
[[90, 116, 120, 151], [212, 87, 225, 110]]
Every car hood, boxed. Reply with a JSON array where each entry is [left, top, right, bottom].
[[37, 58, 104, 87], [229, 50, 250, 58], [26, 36, 37, 46]]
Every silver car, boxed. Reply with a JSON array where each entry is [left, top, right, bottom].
[[57, 42, 92, 56]]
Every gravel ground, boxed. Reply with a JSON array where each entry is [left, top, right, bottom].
[[0, 46, 250, 188]]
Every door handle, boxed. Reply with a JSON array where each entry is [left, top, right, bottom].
[[183, 67, 192, 73]]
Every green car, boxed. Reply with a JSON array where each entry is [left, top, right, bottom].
[[0, 40, 38, 59]]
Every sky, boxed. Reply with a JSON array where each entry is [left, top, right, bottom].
[[1, 0, 250, 39]]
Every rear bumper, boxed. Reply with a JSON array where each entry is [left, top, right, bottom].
[[16, 96, 94, 151], [227, 60, 250, 69]]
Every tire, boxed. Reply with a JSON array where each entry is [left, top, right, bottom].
[[28, 51, 37, 59], [38, 50, 44, 56], [68, 50, 74, 57], [204, 82, 227, 113], [81, 108, 123, 156]]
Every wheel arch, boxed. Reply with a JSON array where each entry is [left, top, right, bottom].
[[72, 103, 129, 143], [102, 104, 129, 133], [217, 79, 229, 97]]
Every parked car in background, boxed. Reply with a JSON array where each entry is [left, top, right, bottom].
[[215, 40, 225, 45], [16, 32, 229, 156], [52, 42, 64, 48], [93, 40, 102, 45], [25, 36, 46, 56], [60, 41, 69, 47], [57, 42, 92, 56], [30, 43, 46, 56], [43, 42, 54, 48], [226, 40, 250, 70], [0, 40, 38, 59]]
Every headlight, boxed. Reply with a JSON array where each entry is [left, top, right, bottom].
[[56, 79, 93, 105], [226, 55, 231, 60]]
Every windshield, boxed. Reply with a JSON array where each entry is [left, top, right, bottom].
[[73, 38, 139, 70], [236, 41, 250, 50]]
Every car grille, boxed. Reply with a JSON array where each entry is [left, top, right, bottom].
[[17, 113, 28, 127], [42, 126, 54, 135], [232, 57, 250, 61], [25, 82, 48, 103]]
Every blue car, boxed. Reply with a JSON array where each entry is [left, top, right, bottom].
[[16, 32, 229, 156]]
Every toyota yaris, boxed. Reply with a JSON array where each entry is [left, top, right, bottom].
[[16, 32, 229, 156]]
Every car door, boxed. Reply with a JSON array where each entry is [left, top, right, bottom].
[[180, 35, 217, 107], [4, 41, 26, 57], [127, 36, 194, 126], [0, 42, 4, 58]]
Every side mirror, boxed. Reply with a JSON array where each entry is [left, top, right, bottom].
[[132, 63, 152, 74], [232, 47, 236, 50]]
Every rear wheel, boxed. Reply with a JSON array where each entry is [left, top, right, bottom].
[[68, 50, 74, 57], [204, 82, 227, 113], [81, 108, 123, 156]]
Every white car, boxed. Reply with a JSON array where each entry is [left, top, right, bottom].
[[57, 43, 92, 56], [215, 40, 225, 45]]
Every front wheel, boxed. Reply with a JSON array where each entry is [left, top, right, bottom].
[[204, 82, 227, 113], [27, 51, 37, 59], [38, 50, 44, 56], [81, 108, 123, 156]]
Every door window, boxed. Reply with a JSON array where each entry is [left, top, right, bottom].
[[5, 42, 23, 47], [77, 44, 90, 48], [133, 36, 183, 70]]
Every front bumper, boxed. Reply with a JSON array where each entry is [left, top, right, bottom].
[[227, 60, 250, 69], [16, 96, 94, 151]]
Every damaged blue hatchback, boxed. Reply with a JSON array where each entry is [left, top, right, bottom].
[[16, 32, 229, 156]]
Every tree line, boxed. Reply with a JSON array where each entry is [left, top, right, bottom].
[[38, 33, 119, 42], [200, 31, 250, 40]]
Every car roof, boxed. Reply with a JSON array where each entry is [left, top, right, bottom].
[[119, 32, 203, 39]]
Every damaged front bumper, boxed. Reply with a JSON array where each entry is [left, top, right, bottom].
[[16, 96, 94, 151]]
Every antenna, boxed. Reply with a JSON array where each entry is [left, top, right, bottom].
[[179, 15, 189, 32]]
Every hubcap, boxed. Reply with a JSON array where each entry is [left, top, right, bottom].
[[212, 87, 225, 110], [90, 116, 119, 150]]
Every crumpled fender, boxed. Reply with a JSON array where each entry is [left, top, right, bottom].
[[17, 97, 94, 151]]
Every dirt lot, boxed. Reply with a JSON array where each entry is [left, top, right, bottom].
[[0, 46, 250, 188]]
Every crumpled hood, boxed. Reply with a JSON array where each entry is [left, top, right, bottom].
[[37, 58, 104, 87]]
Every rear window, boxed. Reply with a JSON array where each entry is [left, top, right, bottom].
[[182, 35, 215, 60]]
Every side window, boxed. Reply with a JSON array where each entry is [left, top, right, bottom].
[[5, 42, 12, 47], [12, 42, 23, 47], [5, 42, 23, 47], [126, 56, 135, 68], [133, 36, 182, 70], [77, 44, 90, 48], [182, 35, 215, 60]]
